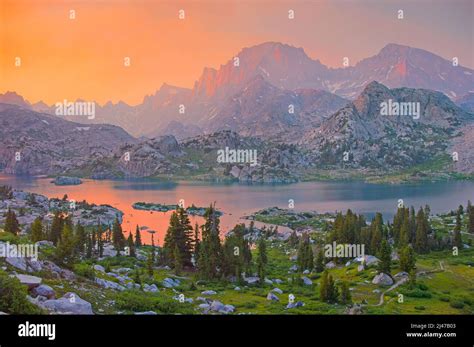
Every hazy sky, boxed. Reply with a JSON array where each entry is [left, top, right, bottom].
[[1, 0, 472, 105]]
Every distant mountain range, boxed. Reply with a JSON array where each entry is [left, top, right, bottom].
[[1, 81, 472, 181], [301, 81, 471, 170], [2, 42, 473, 140], [0, 103, 137, 176]]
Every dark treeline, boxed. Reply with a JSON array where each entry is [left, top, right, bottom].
[[160, 204, 256, 281]]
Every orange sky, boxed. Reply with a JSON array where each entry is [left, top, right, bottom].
[[1, 0, 472, 105]]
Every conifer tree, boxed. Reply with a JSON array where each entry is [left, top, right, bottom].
[[146, 252, 154, 277], [178, 208, 194, 264], [222, 224, 252, 280], [399, 214, 410, 247], [314, 248, 325, 273], [288, 231, 299, 248], [399, 245, 416, 273], [4, 208, 20, 235], [414, 208, 429, 253], [97, 224, 104, 257], [320, 270, 329, 302], [55, 224, 76, 265], [339, 281, 352, 305], [256, 237, 268, 282], [127, 232, 136, 257], [86, 233, 92, 259], [74, 222, 86, 255], [193, 223, 200, 265], [320, 270, 338, 303], [49, 211, 64, 245], [197, 204, 222, 279], [173, 244, 183, 275], [408, 269, 417, 289], [134, 225, 142, 247], [112, 217, 125, 251], [151, 234, 156, 263], [30, 217, 43, 242], [453, 208, 462, 249], [162, 208, 194, 269], [327, 273, 338, 303], [297, 233, 313, 271], [377, 239, 392, 275], [409, 206, 416, 243], [468, 200, 474, 234]]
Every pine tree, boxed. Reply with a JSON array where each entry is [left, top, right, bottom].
[[320, 270, 329, 302], [173, 244, 183, 275], [97, 224, 104, 257], [409, 206, 417, 243], [288, 231, 299, 248], [370, 213, 383, 254], [222, 224, 252, 281], [49, 211, 64, 245], [399, 245, 416, 273], [30, 217, 43, 242], [151, 234, 156, 263], [86, 233, 92, 259], [112, 217, 125, 251], [4, 208, 20, 235], [314, 248, 325, 273], [127, 232, 136, 257], [132, 269, 141, 285], [197, 204, 222, 280], [414, 208, 428, 253], [327, 273, 338, 303], [256, 237, 268, 282], [193, 222, 200, 265], [320, 270, 338, 303], [146, 252, 154, 277], [134, 225, 142, 247], [408, 269, 417, 289], [468, 200, 474, 234], [54, 223, 76, 265], [377, 239, 392, 275], [453, 208, 462, 249], [339, 281, 352, 305], [162, 208, 194, 269], [74, 222, 86, 255], [399, 215, 410, 247], [297, 233, 313, 271]]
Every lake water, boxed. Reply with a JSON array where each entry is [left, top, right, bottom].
[[1, 174, 473, 245]]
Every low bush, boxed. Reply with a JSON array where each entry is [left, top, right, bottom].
[[73, 263, 95, 279], [0, 270, 43, 314], [115, 291, 193, 314], [449, 300, 465, 309]]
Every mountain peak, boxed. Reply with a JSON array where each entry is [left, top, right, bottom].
[[379, 43, 411, 54], [0, 91, 31, 108], [361, 81, 390, 94]]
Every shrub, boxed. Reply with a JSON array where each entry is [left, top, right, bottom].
[[0, 231, 19, 244], [115, 291, 193, 314], [73, 263, 95, 279], [414, 306, 426, 310], [449, 300, 465, 309], [439, 297, 450, 302], [417, 283, 429, 291], [401, 288, 432, 299], [0, 270, 43, 314], [243, 301, 257, 309]]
